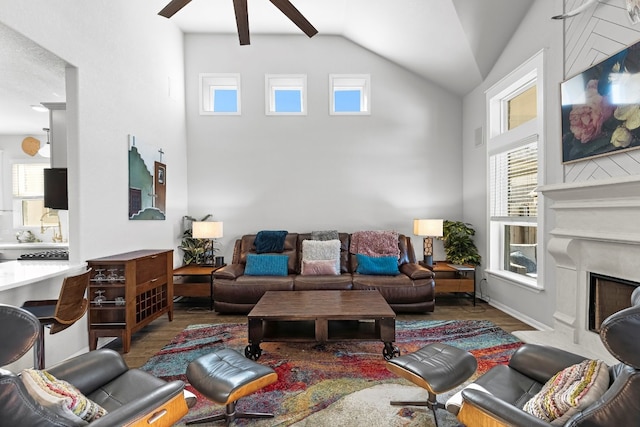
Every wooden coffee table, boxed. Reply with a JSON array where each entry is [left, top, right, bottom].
[[246, 290, 399, 360]]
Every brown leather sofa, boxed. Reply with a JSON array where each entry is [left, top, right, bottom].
[[213, 232, 435, 314]]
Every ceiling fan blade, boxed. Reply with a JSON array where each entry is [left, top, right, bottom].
[[158, 0, 192, 18], [268, 0, 318, 38], [233, 0, 250, 45]]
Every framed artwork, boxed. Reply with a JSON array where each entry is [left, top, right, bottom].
[[128, 135, 166, 220], [561, 41, 640, 163]]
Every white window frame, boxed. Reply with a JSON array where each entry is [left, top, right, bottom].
[[11, 161, 57, 229], [329, 74, 371, 115], [485, 50, 545, 290], [199, 73, 241, 115], [265, 74, 307, 116]]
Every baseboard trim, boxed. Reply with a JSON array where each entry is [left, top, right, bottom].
[[488, 299, 551, 332]]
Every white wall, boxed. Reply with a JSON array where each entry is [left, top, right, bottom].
[[0, 1, 188, 264], [0, 1, 188, 362], [462, 0, 564, 328], [185, 34, 463, 261]]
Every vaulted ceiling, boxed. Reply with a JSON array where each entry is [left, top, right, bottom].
[[164, 0, 534, 95], [0, 0, 534, 135]]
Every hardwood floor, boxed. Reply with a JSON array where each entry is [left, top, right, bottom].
[[108, 295, 535, 369]]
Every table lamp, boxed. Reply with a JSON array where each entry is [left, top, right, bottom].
[[192, 221, 223, 266], [413, 219, 443, 266]]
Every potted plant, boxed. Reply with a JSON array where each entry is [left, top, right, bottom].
[[439, 220, 481, 266], [179, 214, 217, 265]]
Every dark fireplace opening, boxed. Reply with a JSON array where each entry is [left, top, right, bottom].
[[589, 273, 639, 333]]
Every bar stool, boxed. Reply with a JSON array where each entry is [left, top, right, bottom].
[[21, 268, 91, 369]]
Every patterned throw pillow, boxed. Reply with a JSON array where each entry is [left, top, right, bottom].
[[21, 368, 107, 425], [523, 359, 609, 425], [355, 254, 400, 275], [244, 253, 289, 276]]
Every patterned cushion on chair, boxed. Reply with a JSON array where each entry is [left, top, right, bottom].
[[522, 359, 609, 425], [21, 368, 107, 425]]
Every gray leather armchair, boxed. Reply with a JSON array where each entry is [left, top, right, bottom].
[[0, 303, 190, 426], [450, 287, 640, 426]]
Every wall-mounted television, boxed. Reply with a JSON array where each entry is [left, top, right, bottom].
[[44, 168, 68, 210], [561, 42, 640, 163]]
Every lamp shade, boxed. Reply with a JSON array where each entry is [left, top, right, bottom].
[[192, 221, 223, 239], [38, 142, 51, 158], [413, 219, 443, 237]]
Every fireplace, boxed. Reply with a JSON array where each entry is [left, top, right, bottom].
[[513, 176, 640, 364], [589, 273, 638, 333]]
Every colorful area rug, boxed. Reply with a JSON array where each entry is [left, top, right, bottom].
[[140, 320, 523, 426]]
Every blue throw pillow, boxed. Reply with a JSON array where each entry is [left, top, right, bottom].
[[355, 254, 399, 275], [255, 230, 288, 254], [244, 254, 289, 276]]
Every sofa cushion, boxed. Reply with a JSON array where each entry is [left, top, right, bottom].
[[522, 359, 609, 425], [352, 274, 433, 305], [294, 273, 353, 290], [255, 230, 288, 253], [301, 239, 341, 274], [244, 254, 289, 276], [355, 254, 400, 275], [215, 277, 294, 306], [21, 368, 107, 425], [301, 259, 339, 275]]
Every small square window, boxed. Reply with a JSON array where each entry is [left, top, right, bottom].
[[330, 74, 370, 115], [200, 73, 241, 115], [335, 90, 362, 112], [265, 74, 307, 115], [212, 89, 238, 113], [274, 90, 302, 112]]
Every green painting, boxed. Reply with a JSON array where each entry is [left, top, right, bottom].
[[128, 135, 166, 220]]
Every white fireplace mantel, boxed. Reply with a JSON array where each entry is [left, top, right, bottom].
[[513, 175, 640, 364]]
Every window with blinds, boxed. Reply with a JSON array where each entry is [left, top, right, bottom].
[[12, 163, 56, 227], [12, 163, 47, 197], [490, 141, 538, 219], [486, 50, 543, 286]]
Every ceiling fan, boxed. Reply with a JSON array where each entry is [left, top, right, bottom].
[[158, 0, 318, 45]]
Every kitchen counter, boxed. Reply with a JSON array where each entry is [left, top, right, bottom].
[[0, 243, 68, 250], [0, 260, 82, 292], [0, 243, 69, 262]]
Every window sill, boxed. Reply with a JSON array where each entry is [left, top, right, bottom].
[[486, 268, 543, 292]]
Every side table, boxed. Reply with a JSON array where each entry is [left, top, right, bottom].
[[423, 261, 476, 305], [173, 264, 224, 310]]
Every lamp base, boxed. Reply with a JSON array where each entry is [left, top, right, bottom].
[[423, 237, 434, 267]]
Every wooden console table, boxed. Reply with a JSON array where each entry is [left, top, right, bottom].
[[87, 249, 173, 353], [426, 262, 476, 305]]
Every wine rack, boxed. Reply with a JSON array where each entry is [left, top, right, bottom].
[[87, 250, 173, 353]]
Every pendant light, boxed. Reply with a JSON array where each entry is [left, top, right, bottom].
[[38, 128, 51, 158]]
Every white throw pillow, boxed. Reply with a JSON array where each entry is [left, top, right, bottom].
[[301, 239, 341, 275]]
